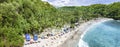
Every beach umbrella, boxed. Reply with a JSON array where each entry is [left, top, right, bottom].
[[33, 34, 38, 41], [25, 34, 31, 41]]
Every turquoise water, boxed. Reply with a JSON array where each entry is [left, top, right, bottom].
[[82, 20, 120, 47]]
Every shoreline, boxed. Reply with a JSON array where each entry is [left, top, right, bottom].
[[78, 18, 113, 47], [23, 18, 113, 47], [59, 18, 113, 47], [81, 18, 113, 40]]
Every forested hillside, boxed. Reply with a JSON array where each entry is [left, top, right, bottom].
[[59, 2, 120, 20], [0, 0, 57, 47], [0, 0, 120, 47]]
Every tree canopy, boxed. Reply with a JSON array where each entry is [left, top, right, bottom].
[[0, 0, 120, 47]]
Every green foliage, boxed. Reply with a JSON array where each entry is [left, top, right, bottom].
[[0, 0, 120, 47], [0, 0, 56, 47], [60, 2, 120, 20]]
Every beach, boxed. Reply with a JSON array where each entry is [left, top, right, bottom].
[[58, 18, 113, 47], [23, 18, 113, 47]]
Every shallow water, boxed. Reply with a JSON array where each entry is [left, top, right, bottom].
[[78, 20, 120, 47]]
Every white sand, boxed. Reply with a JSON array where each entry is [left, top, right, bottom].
[[23, 27, 77, 47], [23, 18, 113, 47]]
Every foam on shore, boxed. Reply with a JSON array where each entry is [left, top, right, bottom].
[[78, 18, 113, 47]]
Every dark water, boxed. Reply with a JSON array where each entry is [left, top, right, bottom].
[[83, 20, 120, 47]]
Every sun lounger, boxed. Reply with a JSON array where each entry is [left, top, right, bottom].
[[41, 36, 45, 39], [47, 34, 54, 37], [24, 42, 30, 45], [41, 36, 48, 39]]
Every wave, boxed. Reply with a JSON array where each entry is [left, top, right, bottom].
[[78, 39, 89, 47], [77, 19, 113, 47]]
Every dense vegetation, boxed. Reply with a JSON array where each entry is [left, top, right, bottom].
[[0, 0, 120, 47], [59, 2, 120, 20]]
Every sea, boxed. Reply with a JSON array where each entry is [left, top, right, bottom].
[[78, 20, 120, 47]]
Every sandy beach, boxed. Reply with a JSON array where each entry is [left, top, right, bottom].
[[58, 18, 113, 47], [23, 18, 113, 47]]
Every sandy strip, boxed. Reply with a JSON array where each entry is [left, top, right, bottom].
[[58, 18, 113, 47], [23, 26, 78, 47], [23, 18, 113, 47]]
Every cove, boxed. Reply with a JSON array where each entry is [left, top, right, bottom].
[[79, 20, 120, 47]]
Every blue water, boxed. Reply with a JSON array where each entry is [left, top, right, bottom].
[[83, 20, 120, 47]]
